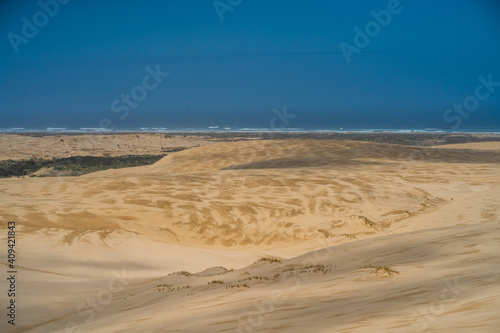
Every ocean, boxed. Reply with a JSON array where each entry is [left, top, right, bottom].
[[1, 127, 500, 134]]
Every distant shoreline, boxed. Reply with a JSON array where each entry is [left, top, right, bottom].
[[2, 129, 500, 135], [3, 131, 500, 146]]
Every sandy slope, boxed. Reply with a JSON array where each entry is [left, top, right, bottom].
[[0, 133, 219, 160], [0, 139, 499, 332], [431, 142, 500, 151]]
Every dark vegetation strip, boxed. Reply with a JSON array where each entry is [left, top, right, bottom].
[[0, 155, 166, 178]]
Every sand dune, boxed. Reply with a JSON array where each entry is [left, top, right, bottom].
[[0, 133, 218, 160], [431, 141, 500, 151], [1, 139, 499, 332]]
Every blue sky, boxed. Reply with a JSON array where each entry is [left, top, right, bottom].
[[1, 0, 499, 130]]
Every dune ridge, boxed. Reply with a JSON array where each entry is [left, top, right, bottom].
[[1, 139, 499, 332]]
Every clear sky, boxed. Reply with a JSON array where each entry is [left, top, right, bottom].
[[1, 0, 499, 130]]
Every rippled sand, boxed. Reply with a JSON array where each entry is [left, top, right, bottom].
[[1, 139, 499, 332]]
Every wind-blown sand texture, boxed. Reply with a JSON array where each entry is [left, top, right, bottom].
[[0, 133, 220, 160], [1, 138, 499, 332]]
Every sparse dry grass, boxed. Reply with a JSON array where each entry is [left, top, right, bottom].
[[154, 284, 191, 292], [154, 284, 174, 292], [317, 229, 330, 238], [247, 275, 275, 281], [282, 264, 331, 274], [208, 280, 224, 285], [350, 215, 379, 229], [218, 268, 235, 275], [168, 271, 191, 276], [257, 257, 282, 264], [362, 264, 399, 276], [226, 283, 250, 289]]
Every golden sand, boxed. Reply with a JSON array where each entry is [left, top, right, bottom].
[[1, 138, 499, 332]]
